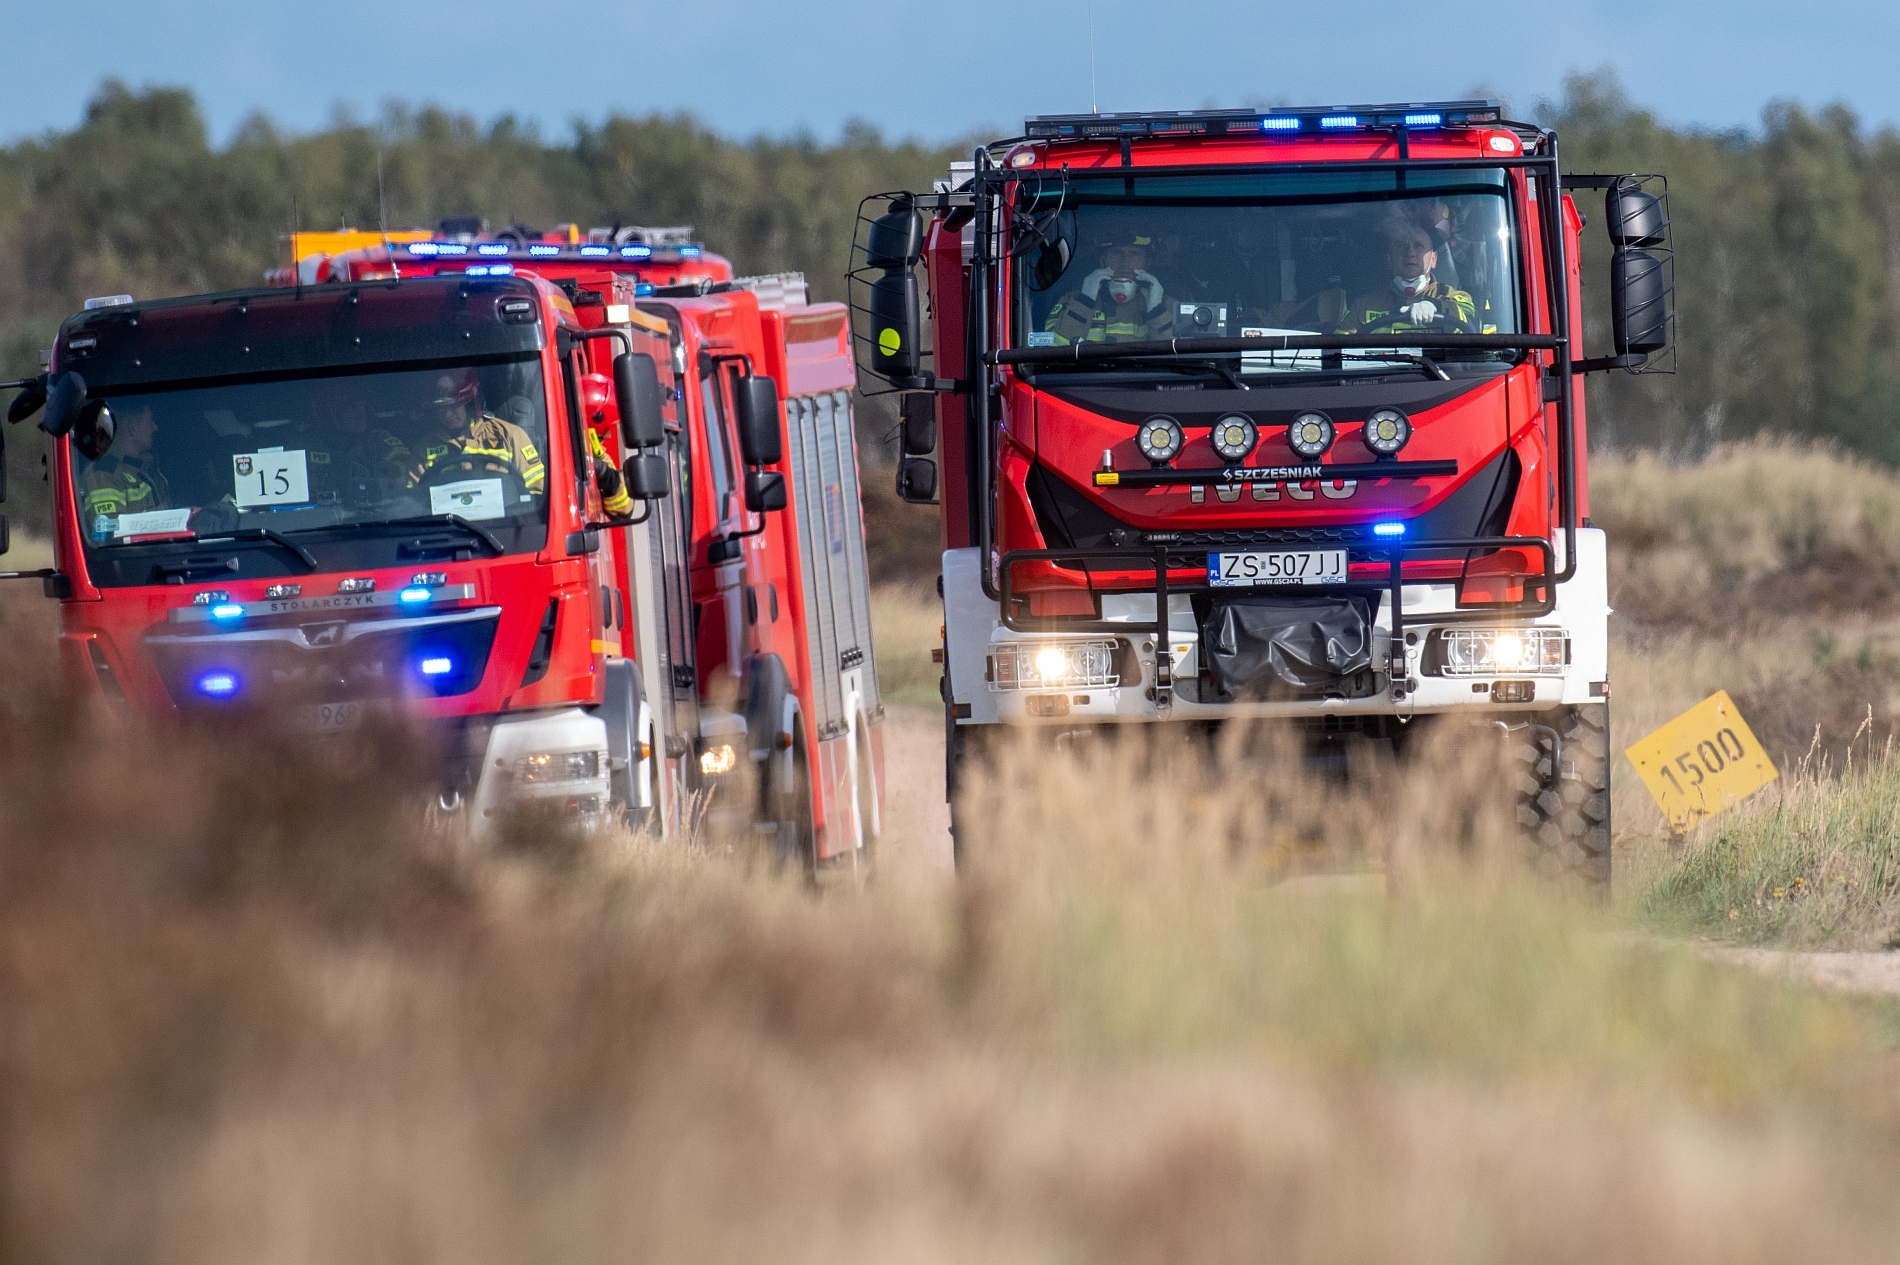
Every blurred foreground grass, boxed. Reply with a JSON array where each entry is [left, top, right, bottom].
[[0, 672, 1898, 1262]]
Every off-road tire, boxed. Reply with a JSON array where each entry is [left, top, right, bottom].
[[1514, 702, 1612, 895]]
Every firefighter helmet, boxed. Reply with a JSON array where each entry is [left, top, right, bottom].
[[432, 369, 481, 408]]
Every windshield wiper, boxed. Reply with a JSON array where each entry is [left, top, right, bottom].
[[1041, 356, 1251, 391], [1337, 351, 1451, 382], [290, 514, 505, 557], [102, 527, 319, 571]]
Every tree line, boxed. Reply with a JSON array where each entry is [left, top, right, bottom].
[[4, 72, 1900, 527]]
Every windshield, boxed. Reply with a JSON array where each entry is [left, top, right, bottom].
[[1016, 167, 1523, 375], [71, 355, 552, 572]]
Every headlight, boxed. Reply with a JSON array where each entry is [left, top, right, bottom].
[[1437, 628, 1567, 676], [1363, 408, 1411, 456], [519, 749, 604, 782], [990, 639, 1120, 691], [1210, 413, 1257, 464], [1286, 411, 1334, 459], [699, 743, 738, 776], [1135, 415, 1184, 465]]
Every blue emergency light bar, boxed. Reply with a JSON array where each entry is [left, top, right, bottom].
[[1023, 100, 1501, 141], [401, 239, 707, 263]]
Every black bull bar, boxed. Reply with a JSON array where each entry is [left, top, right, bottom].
[[997, 536, 1558, 703]]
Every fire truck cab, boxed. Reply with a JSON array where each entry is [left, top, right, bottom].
[[854, 101, 1674, 888]]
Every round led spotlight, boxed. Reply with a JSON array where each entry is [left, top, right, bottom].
[[1286, 411, 1335, 459], [1135, 415, 1184, 466], [1364, 408, 1411, 457], [1210, 413, 1257, 464]]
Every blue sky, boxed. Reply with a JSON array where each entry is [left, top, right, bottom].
[[6, 1, 1896, 145]]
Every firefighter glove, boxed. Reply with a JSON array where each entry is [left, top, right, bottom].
[[1403, 299, 1439, 326]]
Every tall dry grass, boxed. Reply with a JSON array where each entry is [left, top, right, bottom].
[[1, 673, 1898, 1262]]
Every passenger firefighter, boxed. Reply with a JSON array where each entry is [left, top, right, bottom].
[[1043, 230, 1173, 344]]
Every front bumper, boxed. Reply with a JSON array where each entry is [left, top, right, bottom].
[[468, 706, 613, 837], [944, 530, 1610, 726]]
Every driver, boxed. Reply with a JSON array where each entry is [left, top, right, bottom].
[[77, 403, 168, 542], [405, 370, 546, 494], [1043, 231, 1173, 344], [1336, 221, 1475, 334]]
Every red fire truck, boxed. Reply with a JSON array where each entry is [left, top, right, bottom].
[[1, 257, 883, 868], [854, 101, 1673, 889]]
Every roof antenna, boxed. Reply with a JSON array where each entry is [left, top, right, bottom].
[[1087, 0, 1098, 113], [377, 149, 400, 280]]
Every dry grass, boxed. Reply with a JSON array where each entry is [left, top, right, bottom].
[[0, 673, 1898, 1262]]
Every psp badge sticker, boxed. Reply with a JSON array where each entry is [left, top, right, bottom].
[[235, 455, 253, 476]]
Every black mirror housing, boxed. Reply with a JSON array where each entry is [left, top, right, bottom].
[[744, 469, 787, 514], [40, 371, 87, 437], [622, 452, 671, 499], [1606, 182, 1667, 246], [900, 393, 936, 456], [865, 203, 923, 269], [1611, 248, 1670, 355], [0, 513, 9, 556], [869, 271, 921, 379], [72, 400, 115, 461], [897, 457, 937, 503], [735, 375, 782, 466], [613, 353, 666, 449]]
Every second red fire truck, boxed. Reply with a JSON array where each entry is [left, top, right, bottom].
[[2, 239, 883, 868]]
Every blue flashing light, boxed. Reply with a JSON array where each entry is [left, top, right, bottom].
[[1260, 116, 1300, 132], [419, 656, 453, 676], [1320, 115, 1359, 129], [406, 242, 440, 256], [476, 243, 509, 256], [434, 243, 468, 256], [210, 602, 244, 622], [528, 244, 561, 257], [619, 244, 653, 258], [579, 245, 611, 257], [464, 264, 513, 277], [1372, 521, 1406, 538], [1403, 112, 1443, 127], [196, 670, 238, 697], [634, 282, 655, 296], [398, 586, 432, 605], [678, 245, 703, 258]]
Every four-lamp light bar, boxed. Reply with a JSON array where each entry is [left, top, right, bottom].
[[1023, 100, 1501, 141]]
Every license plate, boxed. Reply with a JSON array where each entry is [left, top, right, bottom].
[[294, 701, 367, 732], [1208, 549, 1348, 587]]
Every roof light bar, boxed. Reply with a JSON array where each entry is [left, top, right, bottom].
[[476, 243, 509, 256], [529, 244, 560, 257], [1023, 100, 1500, 142], [579, 245, 611, 256], [392, 239, 707, 263], [620, 244, 652, 258]]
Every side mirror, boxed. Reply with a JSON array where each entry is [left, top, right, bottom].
[[622, 452, 671, 500], [72, 400, 116, 460], [869, 270, 921, 380], [613, 353, 666, 449], [1610, 249, 1669, 356], [896, 457, 937, 504], [6, 374, 48, 424], [744, 469, 787, 514], [734, 375, 782, 466], [1031, 238, 1072, 291], [864, 204, 923, 269], [40, 371, 87, 437], [900, 393, 936, 456]]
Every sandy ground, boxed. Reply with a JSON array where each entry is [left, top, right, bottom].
[[1689, 943, 1900, 1000]]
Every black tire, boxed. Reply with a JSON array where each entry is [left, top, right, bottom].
[[1513, 703, 1612, 894]]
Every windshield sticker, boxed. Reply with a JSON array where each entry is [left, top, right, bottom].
[[113, 507, 193, 537], [429, 478, 508, 521], [233, 449, 310, 508], [1026, 331, 1056, 346]]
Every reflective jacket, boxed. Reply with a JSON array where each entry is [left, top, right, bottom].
[[77, 455, 168, 541], [406, 415, 546, 493], [1334, 278, 1476, 335], [1044, 284, 1174, 344]]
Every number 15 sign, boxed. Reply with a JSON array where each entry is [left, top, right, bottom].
[[1624, 690, 1779, 832]]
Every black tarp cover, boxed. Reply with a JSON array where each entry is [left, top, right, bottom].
[[1202, 594, 1375, 696]]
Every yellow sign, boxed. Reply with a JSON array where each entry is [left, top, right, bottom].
[[1624, 690, 1778, 831]]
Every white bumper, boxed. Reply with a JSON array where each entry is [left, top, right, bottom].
[[944, 530, 1610, 726], [469, 706, 613, 838]]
